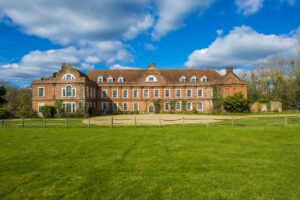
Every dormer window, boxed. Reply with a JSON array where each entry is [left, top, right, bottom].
[[179, 76, 186, 83], [107, 76, 113, 83], [62, 73, 75, 80], [201, 76, 208, 82], [190, 76, 197, 83], [98, 76, 104, 83], [118, 76, 124, 83], [145, 75, 157, 83]]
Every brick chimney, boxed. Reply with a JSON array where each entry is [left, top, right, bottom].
[[225, 67, 233, 75], [147, 63, 157, 70]]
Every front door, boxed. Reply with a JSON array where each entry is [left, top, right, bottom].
[[149, 104, 154, 113]]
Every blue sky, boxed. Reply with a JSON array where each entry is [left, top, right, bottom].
[[0, 0, 299, 85]]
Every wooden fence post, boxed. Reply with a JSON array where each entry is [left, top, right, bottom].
[[231, 116, 234, 127], [285, 116, 288, 126], [111, 117, 114, 127], [66, 117, 69, 128], [88, 117, 91, 128], [22, 118, 25, 128], [44, 118, 46, 128], [206, 117, 209, 127], [159, 118, 161, 127], [1, 119, 4, 127], [134, 117, 137, 127], [182, 117, 184, 126]]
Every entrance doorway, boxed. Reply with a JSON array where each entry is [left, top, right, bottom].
[[148, 104, 155, 114]]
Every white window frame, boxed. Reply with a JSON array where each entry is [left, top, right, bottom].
[[133, 102, 139, 111], [164, 89, 171, 98], [190, 76, 197, 83], [112, 102, 118, 113], [38, 87, 45, 97], [164, 102, 170, 111], [197, 89, 203, 97], [179, 76, 186, 83], [118, 76, 124, 83], [186, 102, 193, 111], [102, 102, 108, 111], [143, 89, 149, 98], [175, 89, 181, 98], [133, 89, 139, 98], [98, 76, 104, 83], [38, 103, 45, 113], [107, 76, 114, 83], [61, 85, 76, 97], [154, 89, 160, 98], [122, 102, 128, 111], [122, 89, 128, 98], [112, 89, 118, 98], [101, 89, 108, 98], [201, 76, 208, 82], [145, 75, 158, 83], [197, 102, 203, 110], [186, 89, 192, 98], [62, 102, 76, 113], [175, 102, 182, 111], [62, 73, 75, 80]]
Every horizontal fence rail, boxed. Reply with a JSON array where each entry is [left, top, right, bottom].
[[0, 115, 300, 128]]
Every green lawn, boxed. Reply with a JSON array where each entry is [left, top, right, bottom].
[[0, 125, 300, 200]]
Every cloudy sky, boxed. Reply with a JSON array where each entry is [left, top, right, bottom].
[[0, 0, 299, 85]]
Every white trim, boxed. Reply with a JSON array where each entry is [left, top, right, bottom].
[[118, 76, 124, 83], [97, 76, 104, 83], [154, 88, 160, 98], [102, 102, 108, 111], [133, 89, 139, 98], [37, 103, 45, 113], [186, 88, 193, 98], [190, 76, 197, 83], [112, 89, 118, 98], [175, 101, 182, 111], [107, 76, 114, 83], [164, 89, 171, 98], [197, 102, 204, 110], [197, 88, 203, 97], [112, 102, 118, 113], [201, 76, 208, 82], [62, 73, 75, 80], [133, 102, 139, 111], [148, 103, 155, 113], [101, 89, 108, 98], [175, 89, 181, 98], [122, 89, 129, 98], [122, 102, 128, 111], [186, 102, 193, 111], [143, 89, 149, 98], [164, 102, 170, 111], [145, 75, 158, 83], [37, 87, 45, 97], [179, 75, 186, 83], [62, 102, 76, 113], [61, 85, 76, 97]]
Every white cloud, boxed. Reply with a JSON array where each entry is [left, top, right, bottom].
[[185, 26, 299, 68], [151, 0, 213, 40], [144, 43, 157, 51], [110, 64, 140, 70], [235, 0, 264, 16]]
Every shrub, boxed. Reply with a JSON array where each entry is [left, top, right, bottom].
[[41, 105, 56, 118], [154, 99, 162, 113], [0, 108, 10, 119], [223, 93, 249, 113]]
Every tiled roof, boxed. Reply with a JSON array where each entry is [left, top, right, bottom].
[[87, 69, 222, 83]]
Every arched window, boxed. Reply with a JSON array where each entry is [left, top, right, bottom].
[[62, 85, 76, 97], [107, 76, 114, 83], [62, 73, 75, 80], [179, 76, 186, 83], [145, 75, 157, 82], [98, 76, 104, 83], [118, 76, 124, 83], [190, 76, 197, 83], [200, 76, 208, 82]]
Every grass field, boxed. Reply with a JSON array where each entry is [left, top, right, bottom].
[[0, 125, 300, 199]]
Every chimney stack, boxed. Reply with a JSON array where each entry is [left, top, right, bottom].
[[225, 67, 233, 75]]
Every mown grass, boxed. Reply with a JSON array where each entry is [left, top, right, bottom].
[[0, 125, 300, 200]]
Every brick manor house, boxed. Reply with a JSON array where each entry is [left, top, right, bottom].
[[32, 64, 248, 115]]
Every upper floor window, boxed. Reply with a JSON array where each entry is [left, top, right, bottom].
[[164, 89, 170, 98], [107, 76, 114, 83], [38, 87, 45, 97], [101, 89, 107, 98], [98, 76, 104, 83], [201, 76, 208, 82], [118, 76, 124, 83], [112, 89, 118, 98], [179, 76, 186, 83], [190, 76, 197, 83], [143, 89, 149, 98], [122, 89, 128, 98], [154, 89, 160, 98], [186, 89, 192, 97], [133, 89, 139, 98], [176, 89, 181, 98], [62, 73, 75, 80], [145, 75, 157, 83], [62, 85, 76, 97], [197, 89, 203, 97]]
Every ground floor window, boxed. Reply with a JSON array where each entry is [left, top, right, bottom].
[[164, 102, 170, 111], [122, 102, 128, 111], [63, 102, 76, 113], [133, 103, 139, 111], [38, 103, 45, 113], [197, 102, 203, 110], [112, 103, 118, 112], [186, 102, 193, 110], [102, 102, 108, 111], [175, 102, 181, 110]]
